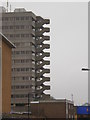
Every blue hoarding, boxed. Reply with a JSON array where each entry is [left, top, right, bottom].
[[77, 106, 90, 115]]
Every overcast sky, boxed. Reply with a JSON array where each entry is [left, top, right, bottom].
[[1, 1, 89, 105]]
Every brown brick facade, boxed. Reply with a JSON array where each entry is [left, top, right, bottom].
[[0, 33, 15, 114], [30, 100, 74, 118], [2, 40, 12, 113]]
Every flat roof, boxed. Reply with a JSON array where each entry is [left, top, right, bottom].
[[30, 99, 74, 104], [0, 32, 15, 48], [2, 9, 36, 20]]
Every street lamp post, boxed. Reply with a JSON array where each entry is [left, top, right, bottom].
[[28, 93, 29, 119], [81, 67, 90, 107]]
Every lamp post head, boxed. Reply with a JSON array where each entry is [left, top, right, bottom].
[[82, 68, 90, 71]]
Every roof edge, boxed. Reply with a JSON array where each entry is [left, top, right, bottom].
[[0, 32, 16, 48]]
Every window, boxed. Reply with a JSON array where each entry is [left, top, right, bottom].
[[16, 86, 19, 89], [21, 51, 25, 54], [21, 68, 25, 71], [21, 25, 24, 29], [12, 68, 31, 72], [26, 16, 29, 20], [12, 77, 16, 80], [26, 51, 30, 54], [14, 43, 20, 47], [10, 34, 13, 38], [5, 17, 8, 21], [26, 85, 29, 88], [26, 68, 29, 71], [26, 25, 30, 29], [22, 77, 25, 80], [17, 68, 20, 72], [10, 26, 13, 29], [21, 59, 25, 63], [15, 17, 19, 20], [26, 34, 29, 37], [21, 17, 24, 20], [16, 95, 19, 98], [26, 59, 30, 63], [10, 17, 14, 21], [25, 42, 30, 46], [21, 34, 25, 37], [14, 59, 31, 63], [21, 86, 24, 89], [15, 25, 19, 29], [15, 34, 20, 38], [15, 51, 18, 54], [12, 94, 28, 98], [14, 59, 20, 63]]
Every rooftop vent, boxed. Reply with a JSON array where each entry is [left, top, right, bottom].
[[14, 8, 26, 12]]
